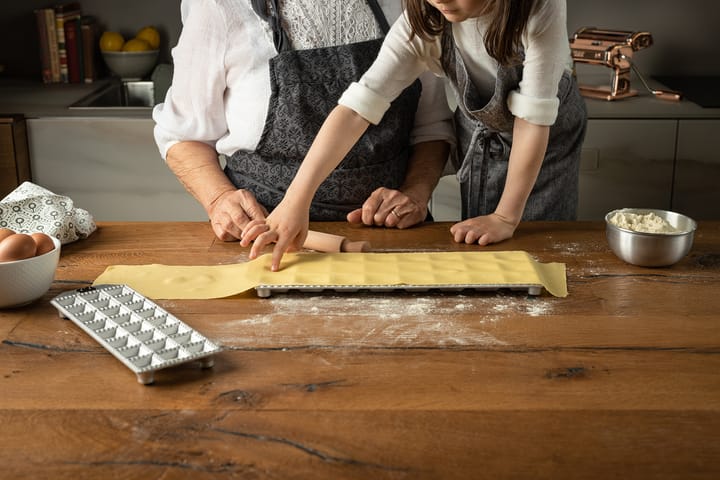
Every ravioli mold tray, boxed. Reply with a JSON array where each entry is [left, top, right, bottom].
[[51, 284, 222, 385], [255, 283, 544, 297]]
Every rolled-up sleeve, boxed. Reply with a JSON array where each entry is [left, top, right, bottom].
[[338, 12, 450, 144], [338, 82, 391, 126], [152, 0, 230, 159], [508, 0, 571, 126]]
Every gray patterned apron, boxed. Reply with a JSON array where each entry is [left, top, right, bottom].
[[441, 24, 587, 220], [226, 0, 421, 220]]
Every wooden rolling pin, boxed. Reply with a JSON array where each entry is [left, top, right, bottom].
[[303, 230, 371, 253]]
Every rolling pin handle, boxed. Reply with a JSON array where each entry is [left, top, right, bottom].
[[303, 230, 371, 253], [303, 230, 345, 252], [341, 240, 371, 253]]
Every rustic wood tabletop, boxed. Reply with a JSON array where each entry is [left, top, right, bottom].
[[1, 221, 719, 479]]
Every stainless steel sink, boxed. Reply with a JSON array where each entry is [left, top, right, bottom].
[[69, 81, 155, 110]]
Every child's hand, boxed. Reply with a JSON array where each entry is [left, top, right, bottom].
[[450, 213, 518, 246], [241, 203, 308, 271]]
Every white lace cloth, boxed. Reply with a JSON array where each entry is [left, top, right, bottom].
[[0, 182, 96, 244]]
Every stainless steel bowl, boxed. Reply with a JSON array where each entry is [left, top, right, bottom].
[[605, 208, 697, 267]]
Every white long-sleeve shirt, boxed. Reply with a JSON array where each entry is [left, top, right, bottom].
[[153, 0, 455, 160], [339, 0, 573, 127]]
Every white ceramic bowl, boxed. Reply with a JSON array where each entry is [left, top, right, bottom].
[[0, 236, 61, 308], [102, 50, 159, 80], [605, 208, 697, 267]]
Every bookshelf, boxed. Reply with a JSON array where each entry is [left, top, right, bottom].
[[34, 3, 99, 84]]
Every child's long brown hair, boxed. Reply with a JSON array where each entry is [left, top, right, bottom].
[[403, 0, 535, 65]]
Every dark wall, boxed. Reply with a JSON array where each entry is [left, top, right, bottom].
[[567, 0, 720, 77], [0, 0, 183, 79], [1, 0, 717, 80]]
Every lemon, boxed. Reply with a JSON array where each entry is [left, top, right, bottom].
[[135, 26, 160, 50], [99, 31, 125, 52], [122, 38, 152, 52]]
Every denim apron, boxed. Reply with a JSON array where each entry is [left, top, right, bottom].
[[441, 24, 587, 220], [226, 0, 421, 220]]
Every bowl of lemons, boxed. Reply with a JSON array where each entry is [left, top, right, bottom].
[[100, 26, 160, 80]]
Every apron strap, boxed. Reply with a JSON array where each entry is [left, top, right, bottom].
[[250, 0, 291, 52], [366, 0, 390, 35], [251, 0, 391, 52]]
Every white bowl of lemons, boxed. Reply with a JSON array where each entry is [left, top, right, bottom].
[[100, 27, 160, 80]]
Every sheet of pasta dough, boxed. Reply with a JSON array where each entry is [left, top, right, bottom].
[[93, 251, 567, 299]]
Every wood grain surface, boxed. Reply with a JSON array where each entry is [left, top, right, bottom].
[[1, 221, 719, 479]]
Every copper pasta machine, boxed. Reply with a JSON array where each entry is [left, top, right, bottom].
[[570, 27, 682, 101]]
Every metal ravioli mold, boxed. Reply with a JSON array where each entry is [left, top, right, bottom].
[[51, 284, 222, 385], [255, 283, 544, 297]]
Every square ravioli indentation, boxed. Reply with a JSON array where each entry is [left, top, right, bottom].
[[76, 310, 100, 324], [145, 312, 169, 327], [124, 299, 149, 312], [77, 290, 102, 302], [122, 320, 144, 334], [89, 297, 112, 309], [111, 312, 133, 326], [113, 292, 135, 304], [54, 295, 80, 308], [170, 328, 201, 345], [157, 346, 181, 360], [102, 285, 127, 296], [117, 342, 151, 359], [64, 302, 88, 315], [145, 336, 171, 351], [134, 328, 165, 344], [107, 335, 129, 349], [159, 321, 186, 336], [85, 318, 110, 331], [135, 307, 158, 319], [101, 305, 122, 317], [184, 339, 210, 354], [95, 326, 118, 339], [129, 353, 154, 369]]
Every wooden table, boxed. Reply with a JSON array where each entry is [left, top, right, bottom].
[[2, 221, 719, 479]]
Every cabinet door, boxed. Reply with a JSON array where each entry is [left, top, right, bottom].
[[429, 174, 462, 221], [578, 119, 676, 220], [26, 117, 208, 221], [674, 120, 720, 220], [0, 116, 31, 198]]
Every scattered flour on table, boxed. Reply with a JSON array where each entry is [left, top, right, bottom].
[[608, 211, 680, 234], [222, 294, 554, 348]]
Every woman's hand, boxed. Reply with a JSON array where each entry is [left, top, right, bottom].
[[208, 189, 268, 241], [347, 187, 427, 229], [450, 213, 518, 245]]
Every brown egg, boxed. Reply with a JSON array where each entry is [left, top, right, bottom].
[[0, 233, 37, 262], [31, 232, 56, 256], [0, 228, 15, 243]]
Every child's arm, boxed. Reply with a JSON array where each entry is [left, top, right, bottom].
[[450, 117, 550, 245], [241, 105, 371, 270]]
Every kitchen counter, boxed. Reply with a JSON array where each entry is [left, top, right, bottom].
[[2, 75, 720, 119], [2, 221, 719, 479], [0, 78, 150, 118]]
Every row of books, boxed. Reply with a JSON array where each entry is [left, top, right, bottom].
[[34, 2, 99, 84]]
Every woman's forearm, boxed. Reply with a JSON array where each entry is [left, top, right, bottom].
[[165, 141, 236, 213], [400, 140, 451, 206]]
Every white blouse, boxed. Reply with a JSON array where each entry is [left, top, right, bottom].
[[153, 0, 455, 159], [339, 0, 573, 127]]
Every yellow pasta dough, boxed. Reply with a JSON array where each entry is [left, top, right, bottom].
[[93, 251, 568, 299]]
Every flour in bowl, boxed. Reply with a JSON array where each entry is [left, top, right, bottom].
[[608, 211, 680, 234]]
